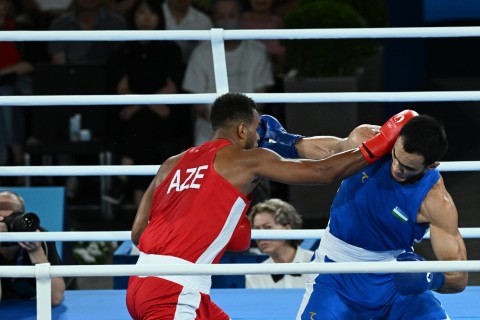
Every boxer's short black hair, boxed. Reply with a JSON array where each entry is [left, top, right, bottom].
[[399, 115, 448, 165], [211, 92, 257, 130]]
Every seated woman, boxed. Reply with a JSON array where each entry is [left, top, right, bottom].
[[246, 198, 314, 288]]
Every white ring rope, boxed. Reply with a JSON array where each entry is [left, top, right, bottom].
[[6, 91, 480, 106], [0, 165, 160, 176], [1, 161, 480, 177], [3, 27, 480, 42], [0, 261, 479, 279], [2, 228, 480, 242]]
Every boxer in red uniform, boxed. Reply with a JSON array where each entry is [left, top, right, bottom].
[[126, 92, 416, 319]]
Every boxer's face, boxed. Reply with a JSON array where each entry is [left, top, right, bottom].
[[390, 138, 427, 183], [245, 111, 260, 149]]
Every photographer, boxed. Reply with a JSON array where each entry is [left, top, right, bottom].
[[0, 191, 65, 305]]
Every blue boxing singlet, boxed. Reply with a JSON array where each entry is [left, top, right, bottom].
[[328, 156, 440, 252], [297, 158, 447, 320]]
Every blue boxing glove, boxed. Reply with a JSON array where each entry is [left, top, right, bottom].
[[257, 115, 304, 158], [393, 252, 445, 296]]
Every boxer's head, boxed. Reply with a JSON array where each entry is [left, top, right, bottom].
[[211, 93, 259, 149], [391, 115, 447, 183]]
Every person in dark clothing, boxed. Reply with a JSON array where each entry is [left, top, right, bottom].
[[104, 0, 192, 206], [0, 191, 65, 305]]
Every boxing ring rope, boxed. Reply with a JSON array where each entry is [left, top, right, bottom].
[[4, 27, 480, 106], [2, 26, 480, 319], [2, 260, 480, 279], [2, 228, 480, 242], [2, 260, 480, 320], [6, 91, 480, 106], [1, 161, 480, 177], [4, 26, 480, 41]]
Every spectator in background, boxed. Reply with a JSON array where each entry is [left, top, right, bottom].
[[101, 0, 136, 18], [48, 0, 126, 65], [12, 0, 58, 65], [162, 0, 213, 65], [103, 0, 191, 206], [241, 0, 285, 76], [246, 198, 313, 288], [0, 191, 65, 305], [240, 0, 286, 130], [0, 0, 33, 176], [183, 0, 274, 146], [14, 0, 63, 31], [47, 0, 126, 199], [27, 0, 72, 13]]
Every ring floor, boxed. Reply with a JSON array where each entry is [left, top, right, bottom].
[[1, 287, 479, 319]]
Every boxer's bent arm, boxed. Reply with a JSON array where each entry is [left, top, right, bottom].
[[131, 154, 182, 245], [131, 178, 155, 246], [421, 178, 468, 293]]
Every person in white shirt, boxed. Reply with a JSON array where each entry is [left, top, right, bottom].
[[246, 198, 314, 288], [183, 0, 274, 146], [162, 0, 212, 63]]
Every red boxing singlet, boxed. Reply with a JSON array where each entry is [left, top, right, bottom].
[[138, 138, 252, 264]]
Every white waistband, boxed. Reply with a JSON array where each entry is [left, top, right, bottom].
[[316, 228, 404, 262], [136, 252, 211, 294]]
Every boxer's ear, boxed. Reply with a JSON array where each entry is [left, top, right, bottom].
[[237, 122, 248, 139]]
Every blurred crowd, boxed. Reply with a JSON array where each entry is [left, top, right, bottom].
[[0, 0, 297, 204]]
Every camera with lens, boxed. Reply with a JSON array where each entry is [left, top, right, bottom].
[[4, 211, 40, 232]]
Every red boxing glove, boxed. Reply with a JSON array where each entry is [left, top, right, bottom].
[[359, 109, 418, 164], [226, 216, 251, 252]]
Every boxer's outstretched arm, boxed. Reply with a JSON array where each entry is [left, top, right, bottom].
[[256, 115, 369, 159], [258, 110, 415, 161], [296, 124, 380, 160]]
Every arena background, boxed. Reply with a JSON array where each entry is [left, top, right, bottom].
[[6, 0, 479, 290]]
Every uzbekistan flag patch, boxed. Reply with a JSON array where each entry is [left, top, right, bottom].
[[391, 206, 408, 223]]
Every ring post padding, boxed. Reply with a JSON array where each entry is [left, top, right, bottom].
[[35, 263, 52, 320], [211, 28, 229, 94]]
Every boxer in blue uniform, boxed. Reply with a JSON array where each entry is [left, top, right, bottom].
[[258, 114, 468, 320]]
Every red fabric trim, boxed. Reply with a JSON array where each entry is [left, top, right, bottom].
[[0, 17, 21, 70]]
